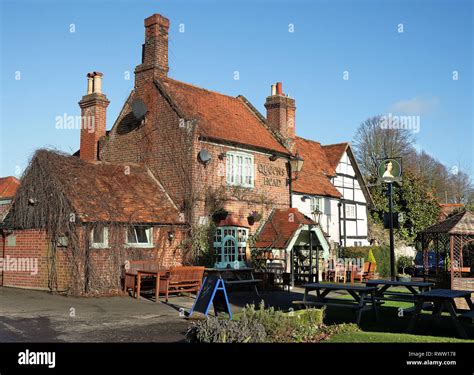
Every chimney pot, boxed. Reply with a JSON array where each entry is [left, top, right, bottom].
[[271, 84, 277, 96], [276, 82, 283, 95], [87, 75, 93, 94], [92, 73, 102, 94]]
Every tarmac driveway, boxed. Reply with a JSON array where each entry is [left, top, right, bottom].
[[0, 286, 301, 342], [0, 287, 196, 342]]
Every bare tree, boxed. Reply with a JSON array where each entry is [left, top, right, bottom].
[[352, 115, 416, 178]]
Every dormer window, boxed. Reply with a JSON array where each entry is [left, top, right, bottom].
[[213, 226, 248, 269]]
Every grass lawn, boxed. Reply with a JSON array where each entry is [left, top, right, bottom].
[[327, 331, 471, 343], [318, 288, 474, 343]]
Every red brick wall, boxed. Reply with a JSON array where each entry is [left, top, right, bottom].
[[2, 225, 185, 294], [101, 80, 194, 209], [192, 141, 290, 234], [2, 229, 51, 290]]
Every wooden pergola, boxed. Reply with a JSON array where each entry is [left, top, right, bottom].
[[418, 211, 474, 297]]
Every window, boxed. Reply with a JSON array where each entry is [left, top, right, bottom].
[[345, 204, 356, 219], [310, 196, 323, 214], [91, 227, 108, 248], [226, 151, 254, 188], [213, 226, 248, 269], [126, 226, 153, 247]]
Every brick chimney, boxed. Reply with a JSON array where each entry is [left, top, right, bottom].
[[78, 72, 110, 161], [135, 13, 170, 86], [264, 82, 296, 145]]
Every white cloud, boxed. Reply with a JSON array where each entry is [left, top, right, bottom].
[[389, 96, 439, 115]]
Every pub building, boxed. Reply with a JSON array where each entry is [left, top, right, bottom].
[[2, 13, 372, 293]]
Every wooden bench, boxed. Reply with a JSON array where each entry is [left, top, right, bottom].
[[123, 260, 163, 297], [163, 266, 205, 298], [351, 262, 377, 283]]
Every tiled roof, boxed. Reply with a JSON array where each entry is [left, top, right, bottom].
[[157, 77, 289, 154], [292, 137, 342, 198], [20, 150, 183, 224], [322, 142, 348, 174], [420, 210, 474, 235], [254, 208, 314, 249], [0, 176, 20, 199], [439, 203, 464, 220], [215, 214, 250, 228]]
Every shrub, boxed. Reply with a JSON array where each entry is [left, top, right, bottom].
[[241, 302, 325, 343], [397, 255, 414, 275], [186, 302, 326, 343], [186, 315, 267, 343], [367, 249, 376, 264]]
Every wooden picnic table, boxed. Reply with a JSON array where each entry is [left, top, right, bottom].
[[205, 268, 261, 295], [295, 283, 379, 325], [136, 269, 168, 302], [407, 289, 474, 339], [366, 279, 434, 304]]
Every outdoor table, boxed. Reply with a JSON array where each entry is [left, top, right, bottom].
[[297, 283, 379, 325], [205, 268, 261, 295], [366, 279, 434, 304], [407, 289, 474, 339], [136, 269, 168, 302]]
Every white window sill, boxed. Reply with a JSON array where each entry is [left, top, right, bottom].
[[125, 243, 154, 248], [91, 244, 109, 249]]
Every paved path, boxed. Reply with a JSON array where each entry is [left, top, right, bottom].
[[0, 286, 305, 342]]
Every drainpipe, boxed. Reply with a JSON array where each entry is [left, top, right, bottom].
[[342, 201, 347, 247], [288, 158, 293, 208], [1, 230, 5, 286], [338, 202, 343, 248]]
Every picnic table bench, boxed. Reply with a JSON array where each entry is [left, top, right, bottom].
[[293, 283, 379, 325], [407, 289, 474, 339], [366, 279, 434, 306]]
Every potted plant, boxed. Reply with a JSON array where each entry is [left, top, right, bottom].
[[212, 208, 228, 222], [247, 211, 262, 226], [397, 255, 414, 282]]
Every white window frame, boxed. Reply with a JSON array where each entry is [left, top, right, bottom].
[[126, 226, 153, 248], [225, 151, 254, 188], [310, 196, 323, 214], [345, 204, 356, 219], [91, 227, 108, 249]]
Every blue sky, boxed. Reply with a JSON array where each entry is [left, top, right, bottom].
[[1, 0, 472, 177]]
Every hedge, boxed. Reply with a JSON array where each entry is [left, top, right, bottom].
[[341, 246, 391, 277]]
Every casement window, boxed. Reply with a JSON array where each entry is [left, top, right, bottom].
[[91, 227, 108, 249], [345, 204, 356, 219], [126, 226, 153, 247], [213, 227, 248, 269], [226, 151, 254, 188], [310, 196, 323, 214]]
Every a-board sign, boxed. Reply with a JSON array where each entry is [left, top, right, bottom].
[[188, 275, 232, 319]]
